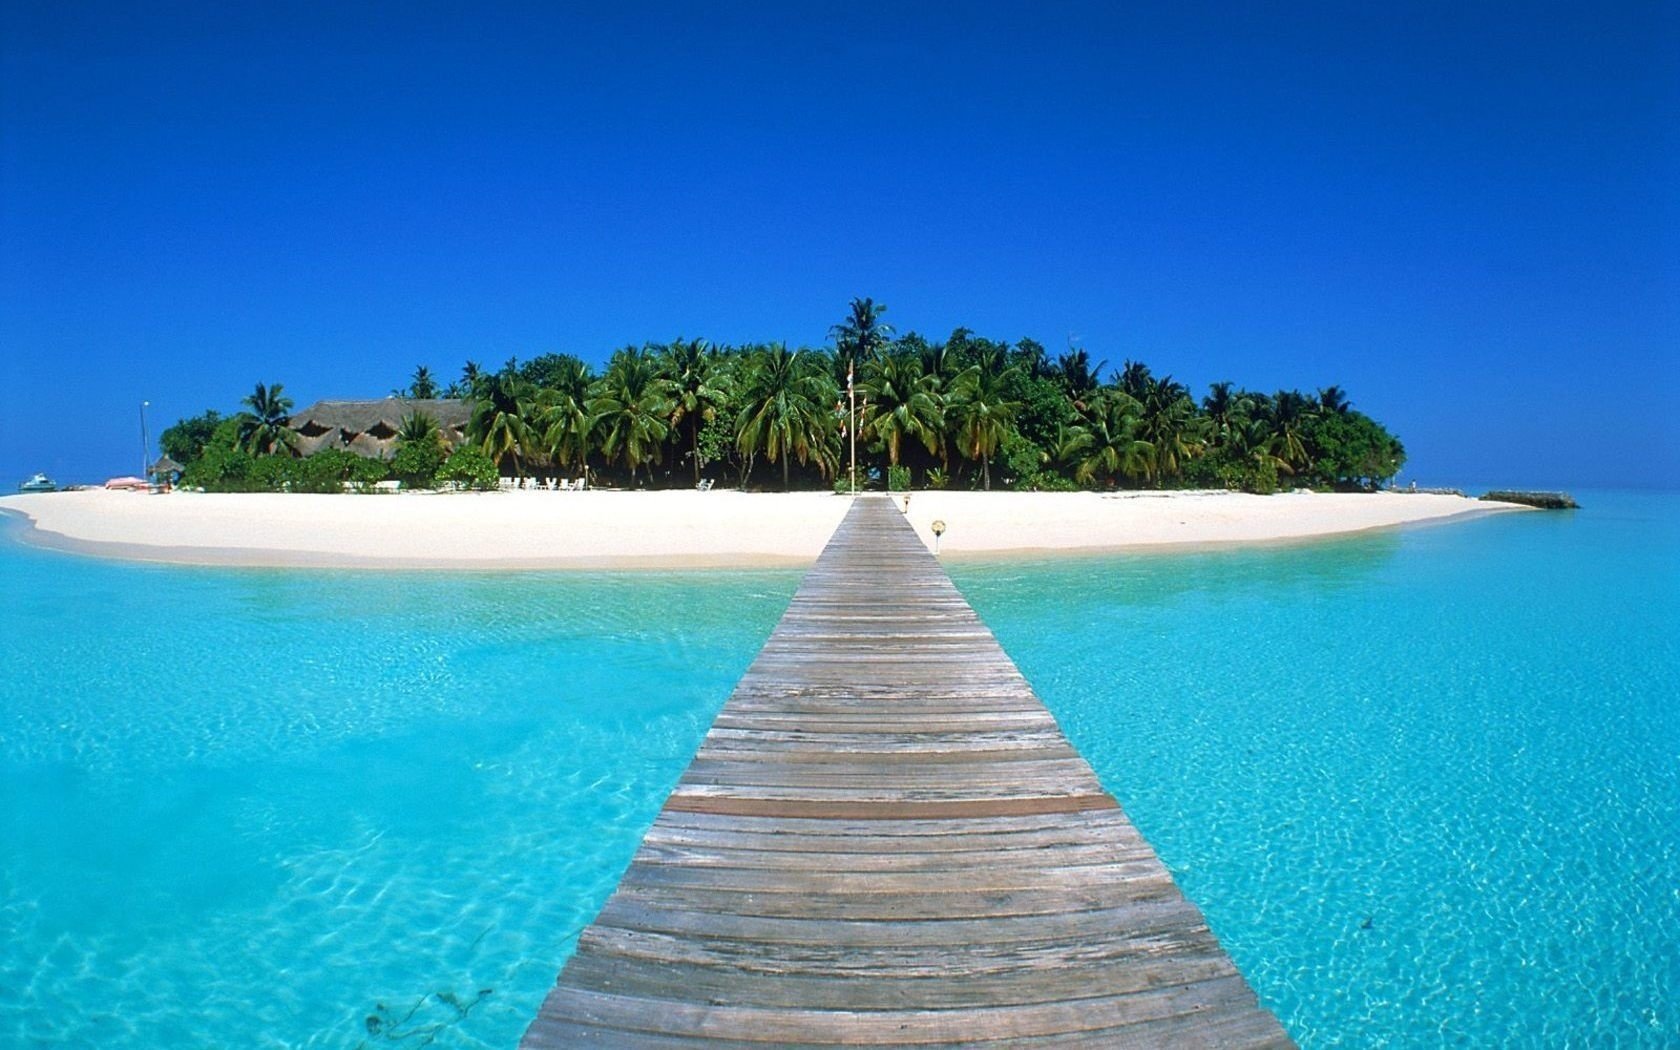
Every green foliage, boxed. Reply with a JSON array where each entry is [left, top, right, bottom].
[[519, 353, 594, 395], [238, 382, 296, 455], [830, 297, 892, 381], [390, 411, 446, 488], [590, 346, 675, 485], [159, 410, 223, 465], [211, 297, 1402, 496], [391, 440, 446, 489], [887, 464, 911, 492], [735, 343, 838, 491], [396, 365, 439, 399], [1020, 471, 1078, 492], [246, 455, 291, 491], [998, 431, 1045, 488], [181, 418, 255, 489], [438, 446, 500, 490], [295, 450, 386, 492], [860, 351, 942, 468], [660, 337, 730, 486], [695, 414, 735, 482], [466, 365, 537, 474], [1302, 411, 1405, 489]]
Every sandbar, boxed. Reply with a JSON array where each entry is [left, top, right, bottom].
[[0, 488, 1523, 570]]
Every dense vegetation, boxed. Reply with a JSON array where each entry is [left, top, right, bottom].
[[161, 299, 1404, 493]]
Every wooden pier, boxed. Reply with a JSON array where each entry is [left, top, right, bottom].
[[524, 496, 1290, 1047]]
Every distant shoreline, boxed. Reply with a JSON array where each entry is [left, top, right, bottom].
[[0, 489, 1526, 571]]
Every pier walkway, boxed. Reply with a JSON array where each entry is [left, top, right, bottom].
[[524, 497, 1290, 1046]]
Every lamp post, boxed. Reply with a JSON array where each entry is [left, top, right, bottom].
[[140, 400, 151, 477]]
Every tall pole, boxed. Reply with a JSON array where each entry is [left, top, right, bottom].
[[848, 362, 856, 496], [140, 400, 151, 477]]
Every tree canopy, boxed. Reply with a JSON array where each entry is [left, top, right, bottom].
[[162, 299, 1406, 493]]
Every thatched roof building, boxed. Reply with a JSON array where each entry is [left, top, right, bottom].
[[288, 398, 471, 459]]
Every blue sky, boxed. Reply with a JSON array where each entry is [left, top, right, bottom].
[[2, 2, 1674, 488]]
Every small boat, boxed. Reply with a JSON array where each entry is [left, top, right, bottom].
[[18, 473, 57, 493]]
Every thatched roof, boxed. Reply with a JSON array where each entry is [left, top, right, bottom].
[[150, 456, 185, 475], [288, 398, 471, 458]]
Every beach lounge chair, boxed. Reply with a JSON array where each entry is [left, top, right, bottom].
[[696, 479, 713, 492]]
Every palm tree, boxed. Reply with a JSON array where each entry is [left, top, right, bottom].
[[445, 360, 482, 399], [396, 411, 440, 447], [1202, 381, 1251, 450], [860, 351, 944, 469], [408, 366, 439, 399], [466, 366, 537, 475], [829, 297, 893, 383], [1133, 374, 1201, 482], [1317, 385, 1351, 414], [589, 346, 674, 486], [534, 385, 593, 476], [947, 348, 1022, 490], [1118, 359, 1155, 402], [1264, 390, 1314, 470], [735, 343, 838, 491], [1053, 349, 1106, 413], [1060, 390, 1151, 486], [239, 382, 296, 455], [660, 338, 729, 485]]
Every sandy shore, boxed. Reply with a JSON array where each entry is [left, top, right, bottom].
[[0, 488, 1521, 570]]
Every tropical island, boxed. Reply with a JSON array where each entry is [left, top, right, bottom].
[[1, 300, 1512, 569], [154, 299, 1408, 497]]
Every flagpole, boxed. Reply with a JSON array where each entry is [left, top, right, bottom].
[[848, 362, 856, 496]]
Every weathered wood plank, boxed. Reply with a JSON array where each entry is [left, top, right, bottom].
[[522, 496, 1290, 1047]]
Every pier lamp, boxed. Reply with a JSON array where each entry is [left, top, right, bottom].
[[931, 519, 946, 555]]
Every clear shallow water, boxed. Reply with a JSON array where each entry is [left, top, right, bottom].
[[2, 495, 1676, 1048], [951, 492, 1680, 1046], [0, 521, 798, 1048]]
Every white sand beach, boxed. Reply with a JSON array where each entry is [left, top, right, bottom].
[[0, 488, 1520, 570]]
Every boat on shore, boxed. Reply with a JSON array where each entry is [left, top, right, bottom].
[[18, 473, 56, 494]]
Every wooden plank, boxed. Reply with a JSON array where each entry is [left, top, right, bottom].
[[522, 496, 1291, 1047]]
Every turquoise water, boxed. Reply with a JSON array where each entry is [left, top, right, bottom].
[[2, 494, 1676, 1046], [0, 521, 798, 1048], [952, 492, 1680, 1046]]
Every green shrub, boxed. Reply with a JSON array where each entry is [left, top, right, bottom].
[[925, 467, 949, 490], [278, 449, 387, 493], [439, 446, 499, 491], [887, 464, 911, 492], [350, 456, 391, 487], [159, 409, 223, 466], [999, 432, 1045, 484], [1020, 471, 1078, 492], [247, 455, 293, 491], [181, 418, 257, 490], [391, 440, 446, 489]]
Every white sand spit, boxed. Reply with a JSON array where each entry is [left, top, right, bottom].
[[0, 488, 1519, 570]]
